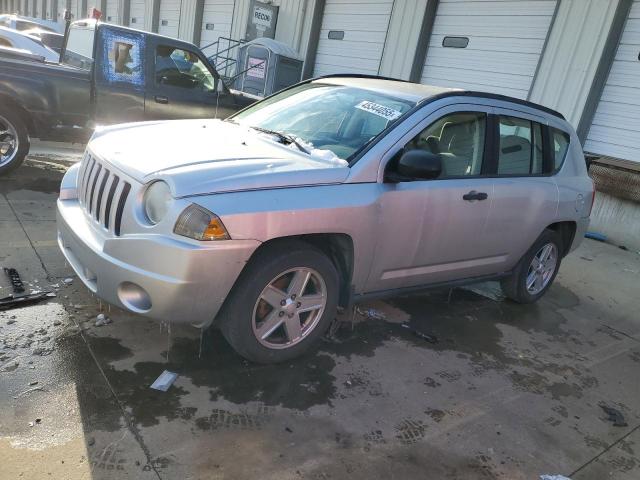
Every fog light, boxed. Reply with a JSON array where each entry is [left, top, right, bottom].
[[117, 282, 151, 312]]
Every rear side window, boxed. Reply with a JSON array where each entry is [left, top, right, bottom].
[[552, 128, 570, 171], [497, 116, 543, 175]]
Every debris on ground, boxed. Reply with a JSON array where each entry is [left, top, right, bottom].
[[0, 291, 55, 310], [356, 307, 386, 321], [4, 267, 25, 293], [600, 404, 628, 427], [95, 313, 112, 326], [401, 323, 438, 344], [150, 370, 178, 392], [540, 475, 572, 480], [63, 277, 74, 284]]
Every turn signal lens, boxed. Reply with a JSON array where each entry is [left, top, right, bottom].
[[174, 204, 230, 241]]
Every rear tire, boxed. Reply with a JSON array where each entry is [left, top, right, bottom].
[[0, 108, 29, 176], [219, 240, 339, 364], [501, 229, 562, 304]]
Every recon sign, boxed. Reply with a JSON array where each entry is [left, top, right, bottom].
[[245, 0, 278, 40]]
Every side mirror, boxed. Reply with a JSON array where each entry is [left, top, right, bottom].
[[397, 149, 442, 180]]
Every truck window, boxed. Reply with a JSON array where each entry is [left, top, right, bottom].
[[63, 23, 96, 70], [155, 46, 216, 92]]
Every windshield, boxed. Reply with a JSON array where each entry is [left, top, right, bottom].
[[232, 83, 415, 162]]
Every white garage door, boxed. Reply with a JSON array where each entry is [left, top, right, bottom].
[[200, 0, 233, 47], [313, 0, 394, 77], [158, 0, 180, 38], [45, 0, 52, 19], [129, 0, 145, 27], [106, 0, 119, 23], [35, 0, 42, 18], [584, 1, 640, 162], [421, 0, 557, 99]]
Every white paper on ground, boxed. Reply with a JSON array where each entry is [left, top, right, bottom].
[[150, 370, 178, 392]]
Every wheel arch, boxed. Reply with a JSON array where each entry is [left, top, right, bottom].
[[546, 221, 577, 257], [245, 233, 355, 308], [0, 93, 36, 136]]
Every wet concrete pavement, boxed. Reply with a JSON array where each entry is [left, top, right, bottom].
[[1, 157, 640, 479]]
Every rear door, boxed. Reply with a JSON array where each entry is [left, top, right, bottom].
[[144, 39, 235, 120], [484, 108, 559, 272], [366, 104, 497, 293]]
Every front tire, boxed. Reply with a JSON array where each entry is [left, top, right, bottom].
[[0, 109, 30, 176], [501, 229, 562, 304], [219, 240, 339, 364]]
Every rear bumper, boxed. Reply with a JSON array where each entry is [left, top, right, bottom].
[[57, 198, 260, 327]]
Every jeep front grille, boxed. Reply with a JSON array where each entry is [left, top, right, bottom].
[[77, 154, 131, 236]]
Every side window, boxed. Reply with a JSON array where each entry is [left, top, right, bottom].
[[552, 128, 570, 171], [155, 46, 216, 92], [403, 112, 486, 178], [497, 116, 543, 175]]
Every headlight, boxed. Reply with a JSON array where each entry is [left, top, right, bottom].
[[143, 181, 172, 224], [174, 204, 230, 241]]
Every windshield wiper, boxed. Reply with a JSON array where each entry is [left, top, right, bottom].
[[250, 126, 311, 154]]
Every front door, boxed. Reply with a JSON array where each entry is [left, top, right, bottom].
[[365, 106, 499, 293], [145, 41, 236, 120]]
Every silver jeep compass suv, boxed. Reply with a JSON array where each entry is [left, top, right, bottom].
[[57, 75, 594, 363]]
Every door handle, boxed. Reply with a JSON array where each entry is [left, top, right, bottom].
[[463, 190, 488, 201], [154, 95, 169, 104]]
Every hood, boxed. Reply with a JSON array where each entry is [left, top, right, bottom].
[[88, 119, 350, 197]]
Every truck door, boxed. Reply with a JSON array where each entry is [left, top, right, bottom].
[[145, 40, 236, 120]]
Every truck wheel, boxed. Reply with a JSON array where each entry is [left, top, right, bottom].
[[219, 240, 339, 364], [501, 229, 562, 304], [0, 110, 29, 175]]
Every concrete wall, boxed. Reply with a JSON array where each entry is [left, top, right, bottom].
[[529, 0, 620, 128], [590, 191, 640, 251]]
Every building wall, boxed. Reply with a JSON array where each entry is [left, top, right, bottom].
[[177, 0, 197, 40], [378, 0, 428, 80], [528, 0, 620, 128]]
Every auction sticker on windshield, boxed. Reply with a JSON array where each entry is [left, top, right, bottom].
[[356, 101, 402, 121]]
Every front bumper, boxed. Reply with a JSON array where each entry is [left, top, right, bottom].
[[57, 198, 260, 327]]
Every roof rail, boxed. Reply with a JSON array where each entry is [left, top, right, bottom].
[[312, 73, 410, 83], [429, 90, 565, 120], [310, 74, 565, 120]]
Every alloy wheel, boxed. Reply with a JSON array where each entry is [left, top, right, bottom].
[[526, 242, 558, 295], [252, 267, 327, 349], [0, 114, 19, 167]]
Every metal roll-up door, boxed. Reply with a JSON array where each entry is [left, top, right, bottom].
[[158, 0, 181, 38], [129, 0, 145, 27], [35, 0, 42, 18], [421, 0, 557, 99], [200, 0, 233, 47], [45, 0, 52, 18], [106, 0, 119, 23], [585, 1, 640, 162], [313, 0, 395, 77]]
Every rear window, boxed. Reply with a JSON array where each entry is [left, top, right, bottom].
[[62, 23, 96, 70], [552, 128, 570, 171], [497, 115, 544, 175]]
